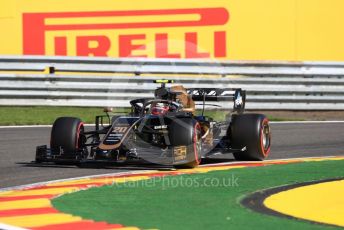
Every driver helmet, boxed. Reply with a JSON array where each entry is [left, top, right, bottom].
[[151, 102, 170, 115]]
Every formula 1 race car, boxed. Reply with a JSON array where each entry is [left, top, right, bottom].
[[36, 80, 271, 168]]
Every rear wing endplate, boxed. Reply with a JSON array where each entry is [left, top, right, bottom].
[[187, 88, 246, 112]]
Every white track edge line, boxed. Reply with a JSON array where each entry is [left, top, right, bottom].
[[203, 155, 344, 167], [1, 155, 342, 192], [1, 121, 344, 128], [270, 121, 344, 124], [0, 124, 95, 128], [0, 170, 157, 192], [0, 155, 342, 230], [0, 223, 27, 230]]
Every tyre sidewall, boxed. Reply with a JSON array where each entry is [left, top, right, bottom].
[[169, 118, 201, 168], [51, 117, 84, 153], [231, 114, 271, 160]]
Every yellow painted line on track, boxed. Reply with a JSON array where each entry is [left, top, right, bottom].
[[0, 213, 82, 228], [177, 165, 246, 174], [0, 191, 13, 197], [264, 180, 344, 227], [0, 198, 51, 211], [114, 227, 140, 230], [46, 176, 152, 187], [0, 156, 343, 230], [2, 187, 81, 197]]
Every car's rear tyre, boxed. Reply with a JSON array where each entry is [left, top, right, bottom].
[[51, 117, 85, 154], [169, 118, 202, 168], [230, 114, 271, 161]]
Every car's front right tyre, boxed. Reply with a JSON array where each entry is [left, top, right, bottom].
[[230, 114, 271, 161], [169, 118, 202, 168]]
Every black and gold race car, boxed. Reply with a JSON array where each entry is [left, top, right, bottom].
[[36, 80, 271, 168]]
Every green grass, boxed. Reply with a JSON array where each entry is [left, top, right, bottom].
[[0, 106, 128, 125], [52, 160, 344, 230], [0, 106, 294, 125]]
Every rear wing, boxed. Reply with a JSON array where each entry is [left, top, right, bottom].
[[187, 88, 246, 112]]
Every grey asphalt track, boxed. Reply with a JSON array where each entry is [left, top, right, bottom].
[[0, 122, 343, 188]]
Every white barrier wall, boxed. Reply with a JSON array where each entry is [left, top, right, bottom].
[[1, 56, 344, 110]]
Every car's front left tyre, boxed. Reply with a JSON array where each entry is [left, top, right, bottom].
[[51, 117, 85, 154]]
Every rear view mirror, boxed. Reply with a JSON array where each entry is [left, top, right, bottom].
[[103, 107, 113, 113]]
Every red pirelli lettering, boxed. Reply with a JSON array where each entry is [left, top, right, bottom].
[[119, 34, 147, 58], [185, 32, 210, 58], [54, 37, 67, 55], [23, 8, 230, 57], [155, 33, 181, 58], [77, 35, 111, 56]]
